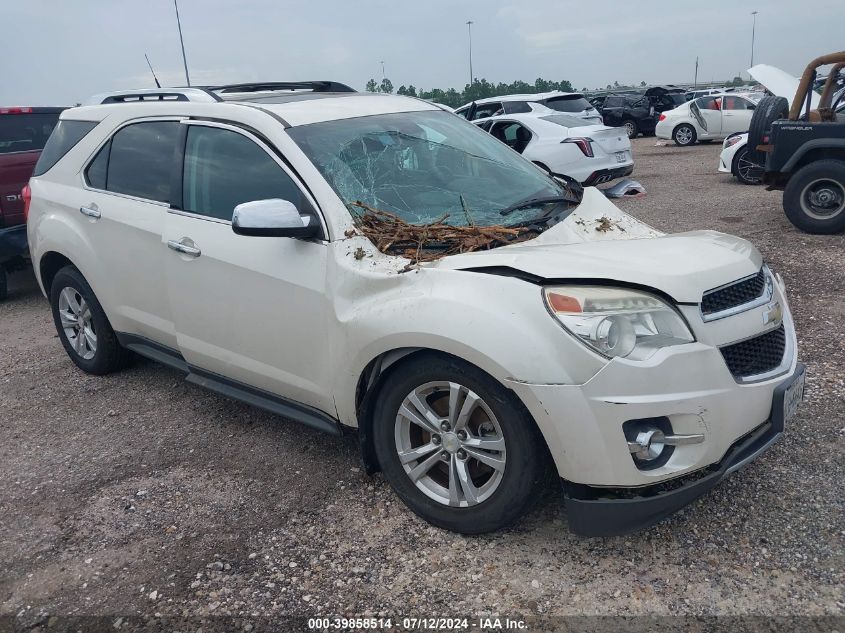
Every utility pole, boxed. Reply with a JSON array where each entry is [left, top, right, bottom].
[[466, 21, 474, 86], [174, 0, 191, 86], [380, 61, 385, 81], [694, 56, 699, 88], [750, 11, 758, 69]]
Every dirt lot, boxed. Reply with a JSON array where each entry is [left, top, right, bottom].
[[1, 138, 843, 627]]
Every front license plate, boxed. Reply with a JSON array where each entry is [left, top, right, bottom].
[[783, 369, 805, 424], [615, 151, 627, 163]]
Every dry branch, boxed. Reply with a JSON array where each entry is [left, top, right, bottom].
[[349, 201, 534, 263]]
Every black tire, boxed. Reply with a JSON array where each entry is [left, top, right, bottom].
[[372, 353, 548, 534], [623, 119, 639, 139], [49, 265, 130, 374], [0, 268, 7, 302], [672, 123, 697, 146], [732, 145, 764, 185], [783, 160, 845, 234], [747, 95, 789, 162]]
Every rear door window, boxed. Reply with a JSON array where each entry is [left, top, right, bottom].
[[32, 119, 97, 176], [544, 95, 592, 113], [105, 121, 179, 203], [181, 124, 304, 222], [1, 112, 61, 156], [502, 101, 531, 114], [471, 103, 504, 120]]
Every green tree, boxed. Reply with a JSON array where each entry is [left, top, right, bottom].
[[365, 79, 378, 92], [379, 78, 394, 93]]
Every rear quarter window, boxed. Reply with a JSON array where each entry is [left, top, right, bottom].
[[32, 120, 98, 176]]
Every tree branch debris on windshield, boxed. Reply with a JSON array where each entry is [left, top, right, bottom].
[[349, 201, 537, 263]]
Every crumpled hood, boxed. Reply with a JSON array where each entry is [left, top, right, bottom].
[[431, 188, 762, 303]]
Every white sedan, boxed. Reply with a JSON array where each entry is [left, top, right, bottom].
[[656, 93, 762, 146], [474, 113, 633, 185], [718, 133, 763, 185]]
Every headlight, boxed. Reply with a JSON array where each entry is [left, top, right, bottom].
[[543, 286, 695, 360], [724, 134, 743, 149]]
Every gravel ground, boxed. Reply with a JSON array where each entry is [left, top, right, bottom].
[[1, 138, 843, 627]]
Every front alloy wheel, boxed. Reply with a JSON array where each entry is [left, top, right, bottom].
[[373, 354, 547, 533], [733, 146, 763, 185], [394, 381, 506, 507]]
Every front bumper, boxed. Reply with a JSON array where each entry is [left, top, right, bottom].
[[562, 363, 804, 536]]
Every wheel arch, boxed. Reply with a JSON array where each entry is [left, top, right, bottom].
[[353, 346, 554, 476], [784, 143, 845, 173], [38, 251, 75, 297]]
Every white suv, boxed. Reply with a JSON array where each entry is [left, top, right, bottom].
[[26, 82, 804, 536]]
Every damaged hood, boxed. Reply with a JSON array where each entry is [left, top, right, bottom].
[[748, 64, 821, 107], [432, 188, 762, 303]]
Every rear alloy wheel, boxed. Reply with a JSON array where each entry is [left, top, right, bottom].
[[732, 146, 764, 185], [783, 160, 845, 234], [623, 120, 639, 139], [673, 124, 697, 146], [373, 354, 546, 533], [49, 266, 131, 374]]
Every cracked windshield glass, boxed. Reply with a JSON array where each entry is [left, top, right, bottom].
[[288, 110, 579, 228]]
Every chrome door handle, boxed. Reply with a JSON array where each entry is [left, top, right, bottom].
[[167, 238, 201, 257], [79, 205, 101, 219]]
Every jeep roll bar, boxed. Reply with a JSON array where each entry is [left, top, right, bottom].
[[790, 51, 845, 120]]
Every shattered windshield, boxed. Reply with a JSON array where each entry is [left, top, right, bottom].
[[287, 110, 576, 228]]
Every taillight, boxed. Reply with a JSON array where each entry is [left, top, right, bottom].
[[658, 114, 667, 122], [0, 107, 33, 114], [22, 183, 32, 221], [562, 137, 594, 157]]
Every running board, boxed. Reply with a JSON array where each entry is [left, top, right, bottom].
[[185, 368, 340, 436], [116, 333, 341, 436]]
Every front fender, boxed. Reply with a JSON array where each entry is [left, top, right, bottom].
[[330, 265, 606, 428]]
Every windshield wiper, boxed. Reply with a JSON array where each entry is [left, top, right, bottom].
[[499, 195, 573, 217]]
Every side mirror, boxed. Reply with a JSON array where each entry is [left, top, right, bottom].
[[232, 199, 319, 238]]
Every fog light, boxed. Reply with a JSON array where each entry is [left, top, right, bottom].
[[628, 427, 666, 461], [623, 417, 705, 471]]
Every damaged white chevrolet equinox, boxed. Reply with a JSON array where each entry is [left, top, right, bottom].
[[26, 82, 804, 535]]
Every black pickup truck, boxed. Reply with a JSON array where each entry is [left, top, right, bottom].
[[752, 52, 845, 234]]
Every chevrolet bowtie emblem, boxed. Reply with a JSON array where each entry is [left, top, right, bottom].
[[762, 301, 783, 326]]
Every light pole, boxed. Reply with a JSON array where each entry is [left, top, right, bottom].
[[466, 21, 474, 86], [750, 11, 758, 69]]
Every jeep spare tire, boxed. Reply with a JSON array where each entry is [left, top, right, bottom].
[[747, 95, 788, 162]]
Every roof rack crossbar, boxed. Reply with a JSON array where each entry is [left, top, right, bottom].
[[207, 81, 356, 94]]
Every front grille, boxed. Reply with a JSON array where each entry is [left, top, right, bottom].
[[720, 325, 786, 378], [701, 269, 767, 316]]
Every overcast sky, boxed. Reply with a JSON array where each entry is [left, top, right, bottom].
[[2, 0, 843, 105]]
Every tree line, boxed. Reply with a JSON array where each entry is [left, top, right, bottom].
[[364, 74, 753, 107], [365, 77, 575, 108]]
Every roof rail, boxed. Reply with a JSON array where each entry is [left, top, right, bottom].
[[207, 81, 356, 94], [86, 88, 222, 105]]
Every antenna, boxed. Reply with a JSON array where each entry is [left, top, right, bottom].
[[174, 0, 191, 86], [145, 54, 162, 88]]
